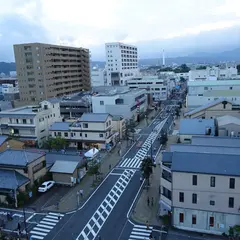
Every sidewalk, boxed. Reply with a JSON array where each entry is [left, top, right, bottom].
[[44, 110, 155, 213]]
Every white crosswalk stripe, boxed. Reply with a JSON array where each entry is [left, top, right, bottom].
[[120, 119, 167, 169], [129, 224, 153, 240], [30, 212, 64, 240]]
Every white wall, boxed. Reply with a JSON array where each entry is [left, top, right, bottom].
[[91, 69, 107, 87]]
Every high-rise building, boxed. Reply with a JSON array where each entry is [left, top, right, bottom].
[[105, 42, 139, 86], [14, 43, 91, 103]]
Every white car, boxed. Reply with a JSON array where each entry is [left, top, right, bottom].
[[38, 181, 55, 193]]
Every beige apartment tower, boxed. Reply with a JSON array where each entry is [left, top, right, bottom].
[[14, 43, 91, 102]]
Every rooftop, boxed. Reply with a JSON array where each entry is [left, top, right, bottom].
[[179, 119, 215, 135], [171, 151, 240, 176], [217, 115, 240, 126], [0, 149, 44, 167], [50, 160, 79, 174], [191, 136, 240, 147], [184, 98, 229, 116], [49, 122, 71, 131], [188, 80, 240, 87], [80, 113, 110, 122], [0, 136, 7, 146], [0, 169, 29, 190]]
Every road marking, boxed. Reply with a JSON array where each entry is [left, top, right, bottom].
[[128, 224, 153, 240], [49, 212, 64, 217], [30, 231, 47, 236], [33, 227, 51, 233], [77, 170, 136, 240], [43, 217, 59, 223], [30, 235, 44, 239], [109, 173, 123, 176], [37, 224, 54, 229], [45, 215, 59, 219], [40, 220, 56, 226]]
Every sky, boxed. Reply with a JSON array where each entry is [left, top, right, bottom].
[[0, 0, 240, 61]]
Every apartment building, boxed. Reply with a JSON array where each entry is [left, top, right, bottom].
[[187, 80, 240, 108], [160, 137, 240, 234], [49, 113, 118, 150], [105, 42, 139, 86], [91, 67, 107, 86], [92, 88, 147, 121], [127, 76, 169, 101], [189, 66, 238, 81], [0, 99, 62, 147], [14, 43, 91, 103]]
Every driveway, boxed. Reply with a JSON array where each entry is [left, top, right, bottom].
[[28, 185, 71, 212]]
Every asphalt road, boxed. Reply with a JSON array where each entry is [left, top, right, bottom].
[[32, 105, 175, 240]]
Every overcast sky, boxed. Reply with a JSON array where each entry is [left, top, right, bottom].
[[0, 0, 239, 61]]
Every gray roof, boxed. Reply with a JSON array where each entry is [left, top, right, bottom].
[[0, 169, 30, 190], [192, 136, 240, 147], [45, 98, 61, 104], [112, 115, 124, 121], [170, 144, 240, 155], [80, 113, 111, 122], [179, 119, 215, 135], [49, 122, 71, 131], [45, 152, 84, 168], [0, 136, 7, 145], [50, 160, 79, 174], [217, 115, 240, 126], [171, 152, 240, 176], [184, 98, 229, 116], [0, 150, 44, 167]]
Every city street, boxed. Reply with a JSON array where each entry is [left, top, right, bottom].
[[29, 105, 174, 240]]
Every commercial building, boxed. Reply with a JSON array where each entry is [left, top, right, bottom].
[[49, 113, 118, 150], [187, 80, 240, 108], [0, 83, 20, 101], [160, 137, 240, 234], [105, 42, 139, 86], [189, 66, 238, 81], [0, 99, 62, 147], [179, 119, 216, 143], [14, 43, 91, 103], [127, 76, 169, 101], [91, 67, 107, 86], [92, 88, 147, 121]]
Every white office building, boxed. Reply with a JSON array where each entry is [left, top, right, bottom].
[[187, 80, 240, 109], [189, 66, 238, 81], [127, 76, 169, 101], [91, 68, 107, 87], [0, 99, 62, 147], [105, 42, 139, 86], [92, 88, 147, 121]]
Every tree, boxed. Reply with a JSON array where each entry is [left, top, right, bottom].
[[88, 159, 101, 183], [160, 132, 168, 145], [140, 157, 153, 186], [45, 136, 67, 151]]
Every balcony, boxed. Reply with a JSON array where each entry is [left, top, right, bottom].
[[162, 169, 172, 183]]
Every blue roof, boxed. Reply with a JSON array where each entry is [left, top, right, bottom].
[[80, 113, 110, 122], [170, 144, 240, 155], [49, 122, 71, 131], [0, 150, 44, 167], [184, 98, 229, 117], [192, 136, 240, 147], [0, 169, 29, 190], [0, 136, 7, 146], [171, 152, 240, 176], [179, 119, 215, 135], [162, 152, 173, 163]]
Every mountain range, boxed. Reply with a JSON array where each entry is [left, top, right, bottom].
[[0, 48, 239, 75]]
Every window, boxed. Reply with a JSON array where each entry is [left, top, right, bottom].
[[99, 134, 104, 138], [210, 200, 215, 206], [30, 119, 33, 124], [54, 132, 57, 136], [64, 132, 68, 137], [179, 213, 184, 223], [209, 217, 214, 227], [83, 123, 88, 128], [57, 132, 61, 136], [192, 175, 197, 185], [192, 215, 196, 225], [100, 101, 104, 105], [210, 176, 215, 187], [192, 193, 197, 204], [229, 197, 234, 208], [80, 133, 82, 137], [179, 192, 184, 202], [16, 119, 19, 124], [85, 134, 87, 137], [23, 119, 27, 124], [229, 178, 235, 189], [71, 132, 74, 137]]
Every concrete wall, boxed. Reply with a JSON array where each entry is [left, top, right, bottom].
[[218, 123, 240, 136]]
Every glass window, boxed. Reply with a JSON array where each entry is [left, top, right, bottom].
[[179, 213, 184, 223], [210, 176, 215, 187], [179, 192, 184, 202], [229, 178, 235, 189], [192, 193, 197, 204], [209, 217, 214, 227], [192, 175, 197, 185], [229, 197, 234, 208], [192, 215, 196, 225]]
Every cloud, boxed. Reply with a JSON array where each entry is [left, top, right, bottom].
[[0, 0, 239, 61]]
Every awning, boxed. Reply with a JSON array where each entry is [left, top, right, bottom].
[[159, 199, 171, 211]]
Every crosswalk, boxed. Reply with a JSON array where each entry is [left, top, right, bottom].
[[120, 120, 166, 169], [29, 212, 64, 240], [129, 224, 153, 240]]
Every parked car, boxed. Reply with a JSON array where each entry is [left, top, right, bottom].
[[38, 181, 55, 193]]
